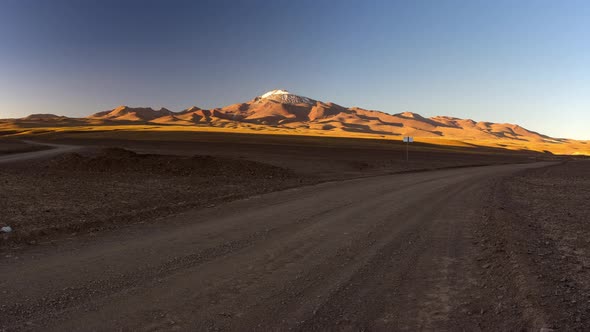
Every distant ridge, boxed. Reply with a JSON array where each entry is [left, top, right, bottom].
[[3, 89, 588, 155], [89, 106, 174, 121], [22, 114, 66, 120]]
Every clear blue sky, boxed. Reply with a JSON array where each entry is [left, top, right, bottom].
[[1, 0, 588, 139]]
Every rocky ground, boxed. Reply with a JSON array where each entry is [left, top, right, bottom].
[[468, 160, 590, 330], [0, 133, 544, 247], [0, 148, 311, 246], [0, 138, 588, 330]]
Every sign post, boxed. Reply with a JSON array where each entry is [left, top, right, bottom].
[[402, 136, 413, 161]]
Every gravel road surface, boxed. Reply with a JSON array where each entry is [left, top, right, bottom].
[[0, 162, 556, 331]]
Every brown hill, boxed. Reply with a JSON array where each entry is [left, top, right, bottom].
[[89, 106, 174, 122], [22, 114, 67, 121], [4, 89, 588, 154]]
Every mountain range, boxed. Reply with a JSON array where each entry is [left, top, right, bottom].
[[1, 90, 588, 155]]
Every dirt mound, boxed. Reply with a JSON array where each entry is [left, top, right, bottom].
[[44, 148, 294, 178]]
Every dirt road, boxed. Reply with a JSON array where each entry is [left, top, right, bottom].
[[0, 162, 556, 331], [0, 141, 80, 164]]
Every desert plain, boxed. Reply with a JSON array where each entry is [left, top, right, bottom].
[[2, 0, 589, 329], [0, 125, 588, 331]]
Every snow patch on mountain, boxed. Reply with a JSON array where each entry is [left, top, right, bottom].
[[261, 89, 290, 98], [259, 89, 315, 105]]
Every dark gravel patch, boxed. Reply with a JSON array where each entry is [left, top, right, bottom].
[[471, 161, 590, 330], [0, 148, 311, 246]]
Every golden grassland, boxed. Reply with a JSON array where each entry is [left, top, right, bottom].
[[0, 121, 588, 156]]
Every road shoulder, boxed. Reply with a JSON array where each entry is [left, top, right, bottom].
[[467, 161, 590, 330]]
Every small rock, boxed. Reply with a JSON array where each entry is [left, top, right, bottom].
[[1, 226, 12, 233]]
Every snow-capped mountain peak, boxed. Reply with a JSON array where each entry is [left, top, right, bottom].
[[258, 89, 315, 105], [261, 89, 290, 98]]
